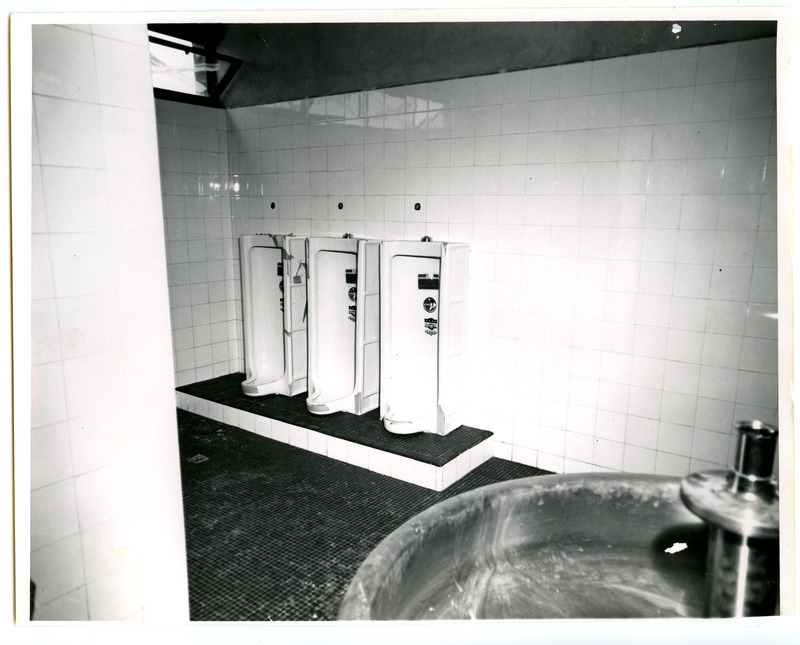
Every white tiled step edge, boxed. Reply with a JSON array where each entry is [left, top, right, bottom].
[[177, 392, 494, 492]]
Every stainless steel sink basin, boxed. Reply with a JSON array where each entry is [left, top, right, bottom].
[[338, 473, 709, 620]]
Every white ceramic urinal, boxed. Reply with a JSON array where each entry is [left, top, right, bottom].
[[306, 236, 380, 415], [239, 234, 307, 397], [380, 239, 469, 435]]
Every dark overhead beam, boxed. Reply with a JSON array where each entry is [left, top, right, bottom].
[[155, 20, 777, 108]]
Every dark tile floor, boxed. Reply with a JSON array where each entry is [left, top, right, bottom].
[[176, 408, 550, 621]]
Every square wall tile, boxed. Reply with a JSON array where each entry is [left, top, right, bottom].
[[30, 479, 79, 551], [326, 436, 349, 463], [660, 391, 697, 427], [501, 103, 529, 134], [414, 461, 438, 490], [692, 428, 729, 464], [663, 361, 701, 396], [666, 328, 704, 363], [222, 404, 239, 426], [390, 455, 418, 485], [736, 371, 777, 409], [673, 264, 712, 299], [625, 415, 659, 450], [530, 66, 560, 101], [657, 422, 694, 457], [695, 397, 734, 433], [622, 445, 656, 474], [736, 38, 776, 80], [34, 588, 89, 621], [689, 121, 730, 159], [86, 565, 143, 620], [253, 414, 272, 438], [627, 386, 662, 421], [593, 438, 624, 470], [271, 420, 293, 444], [559, 61, 592, 97], [595, 410, 627, 442], [744, 303, 778, 339], [659, 48, 699, 88], [31, 422, 73, 490], [565, 432, 594, 463], [306, 430, 327, 455], [93, 36, 154, 111], [697, 42, 740, 84], [73, 460, 139, 531], [33, 25, 98, 102], [692, 83, 735, 122], [34, 96, 105, 168], [493, 441, 513, 461], [731, 78, 776, 119], [698, 365, 739, 402], [620, 90, 657, 126], [655, 451, 691, 477], [367, 449, 392, 476], [591, 58, 625, 94], [537, 452, 564, 473], [30, 534, 85, 607], [439, 459, 459, 489], [710, 266, 752, 302], [624, 52, 661, 91], [81, 513, 140, 583], [655, 86, 694, 124]]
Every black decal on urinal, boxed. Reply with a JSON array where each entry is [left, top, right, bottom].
[[418, 273, 440, 290], [347, 282, 357, 322], [424, 317, 438, 336], [278, 264, 284, 311], [345, 269, 357, 284]]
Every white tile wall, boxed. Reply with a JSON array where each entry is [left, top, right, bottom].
[[155, 99, 237, 387], [29, 24, 189, 621], [157, 38, 778, 479]]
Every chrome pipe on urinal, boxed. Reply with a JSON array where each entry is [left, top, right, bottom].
[[680, 421, 779, 617]]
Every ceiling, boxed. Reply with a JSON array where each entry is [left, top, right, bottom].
[[149, 20, 777, 109]]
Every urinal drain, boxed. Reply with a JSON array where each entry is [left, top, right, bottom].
[[187, 454, 209, 464]]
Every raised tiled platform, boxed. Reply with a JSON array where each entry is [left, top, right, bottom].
[[176, 373, 494, 491]]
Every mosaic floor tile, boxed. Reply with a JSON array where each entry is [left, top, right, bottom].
[[177, 409, 549, 621]]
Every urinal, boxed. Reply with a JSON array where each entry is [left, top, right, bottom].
[[306, 236, 380, 415], [380, 239, 469, 435], [239, 234, 308, 397]]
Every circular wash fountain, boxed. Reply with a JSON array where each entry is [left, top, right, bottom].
[[338, 474, 709, 620]]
